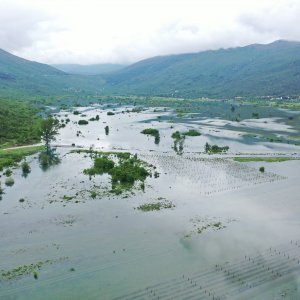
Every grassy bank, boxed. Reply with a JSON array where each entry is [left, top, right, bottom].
[[233, 157, 299, 163], [0, 146, 43, 171]]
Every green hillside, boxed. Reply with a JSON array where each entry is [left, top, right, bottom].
[[104, 40, 300, 98], [52, 63, 125, 75], [0, 49, 104, 98]]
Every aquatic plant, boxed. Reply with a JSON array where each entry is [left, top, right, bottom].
[[259, 166, 265, 173], [137, 200, 174, 212]]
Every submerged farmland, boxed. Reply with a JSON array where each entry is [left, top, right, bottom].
[[0, 101, 300, 299]]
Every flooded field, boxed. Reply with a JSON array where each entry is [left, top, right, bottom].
[[1, 104, 300, 299]]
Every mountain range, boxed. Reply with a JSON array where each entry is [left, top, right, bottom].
[[1, 40, 300, 99]]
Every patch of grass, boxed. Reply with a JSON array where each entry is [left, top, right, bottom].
[[137, 200, 174, 212], [233, 157, 299, 163]]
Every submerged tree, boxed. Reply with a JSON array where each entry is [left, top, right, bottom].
[[39, 117, 61, 170], [40, 117, 60, 154]]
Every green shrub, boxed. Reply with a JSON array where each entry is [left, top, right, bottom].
[[259, 166, 265, 173]]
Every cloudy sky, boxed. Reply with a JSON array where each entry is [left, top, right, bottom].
[[0, 0, 299, 65]]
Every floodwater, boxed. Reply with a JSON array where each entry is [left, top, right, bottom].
[[0, 105, 300, 299]]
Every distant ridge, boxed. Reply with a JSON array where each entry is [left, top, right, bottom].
[[103, 40, 300, 98]]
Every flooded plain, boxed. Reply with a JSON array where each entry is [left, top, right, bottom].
[[1, 104, 300, 299]]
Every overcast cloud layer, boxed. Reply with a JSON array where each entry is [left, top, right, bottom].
[[0, 0, 299, 64]]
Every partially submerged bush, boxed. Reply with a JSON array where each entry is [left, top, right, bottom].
[[5, 177, 14, 187], [4, 168, 12, 177], [259, 166, 265, 173], [21, 161, 31, 174]]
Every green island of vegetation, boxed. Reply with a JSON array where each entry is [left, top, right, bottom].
[[82, 151, 152, 194]]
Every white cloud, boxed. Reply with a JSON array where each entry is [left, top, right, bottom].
[[0, 0, 299, 64]]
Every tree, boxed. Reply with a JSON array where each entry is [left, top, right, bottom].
[[105, 125, 109, 135], [40, 117, 60, 154], [204, 142, 210, 153]]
